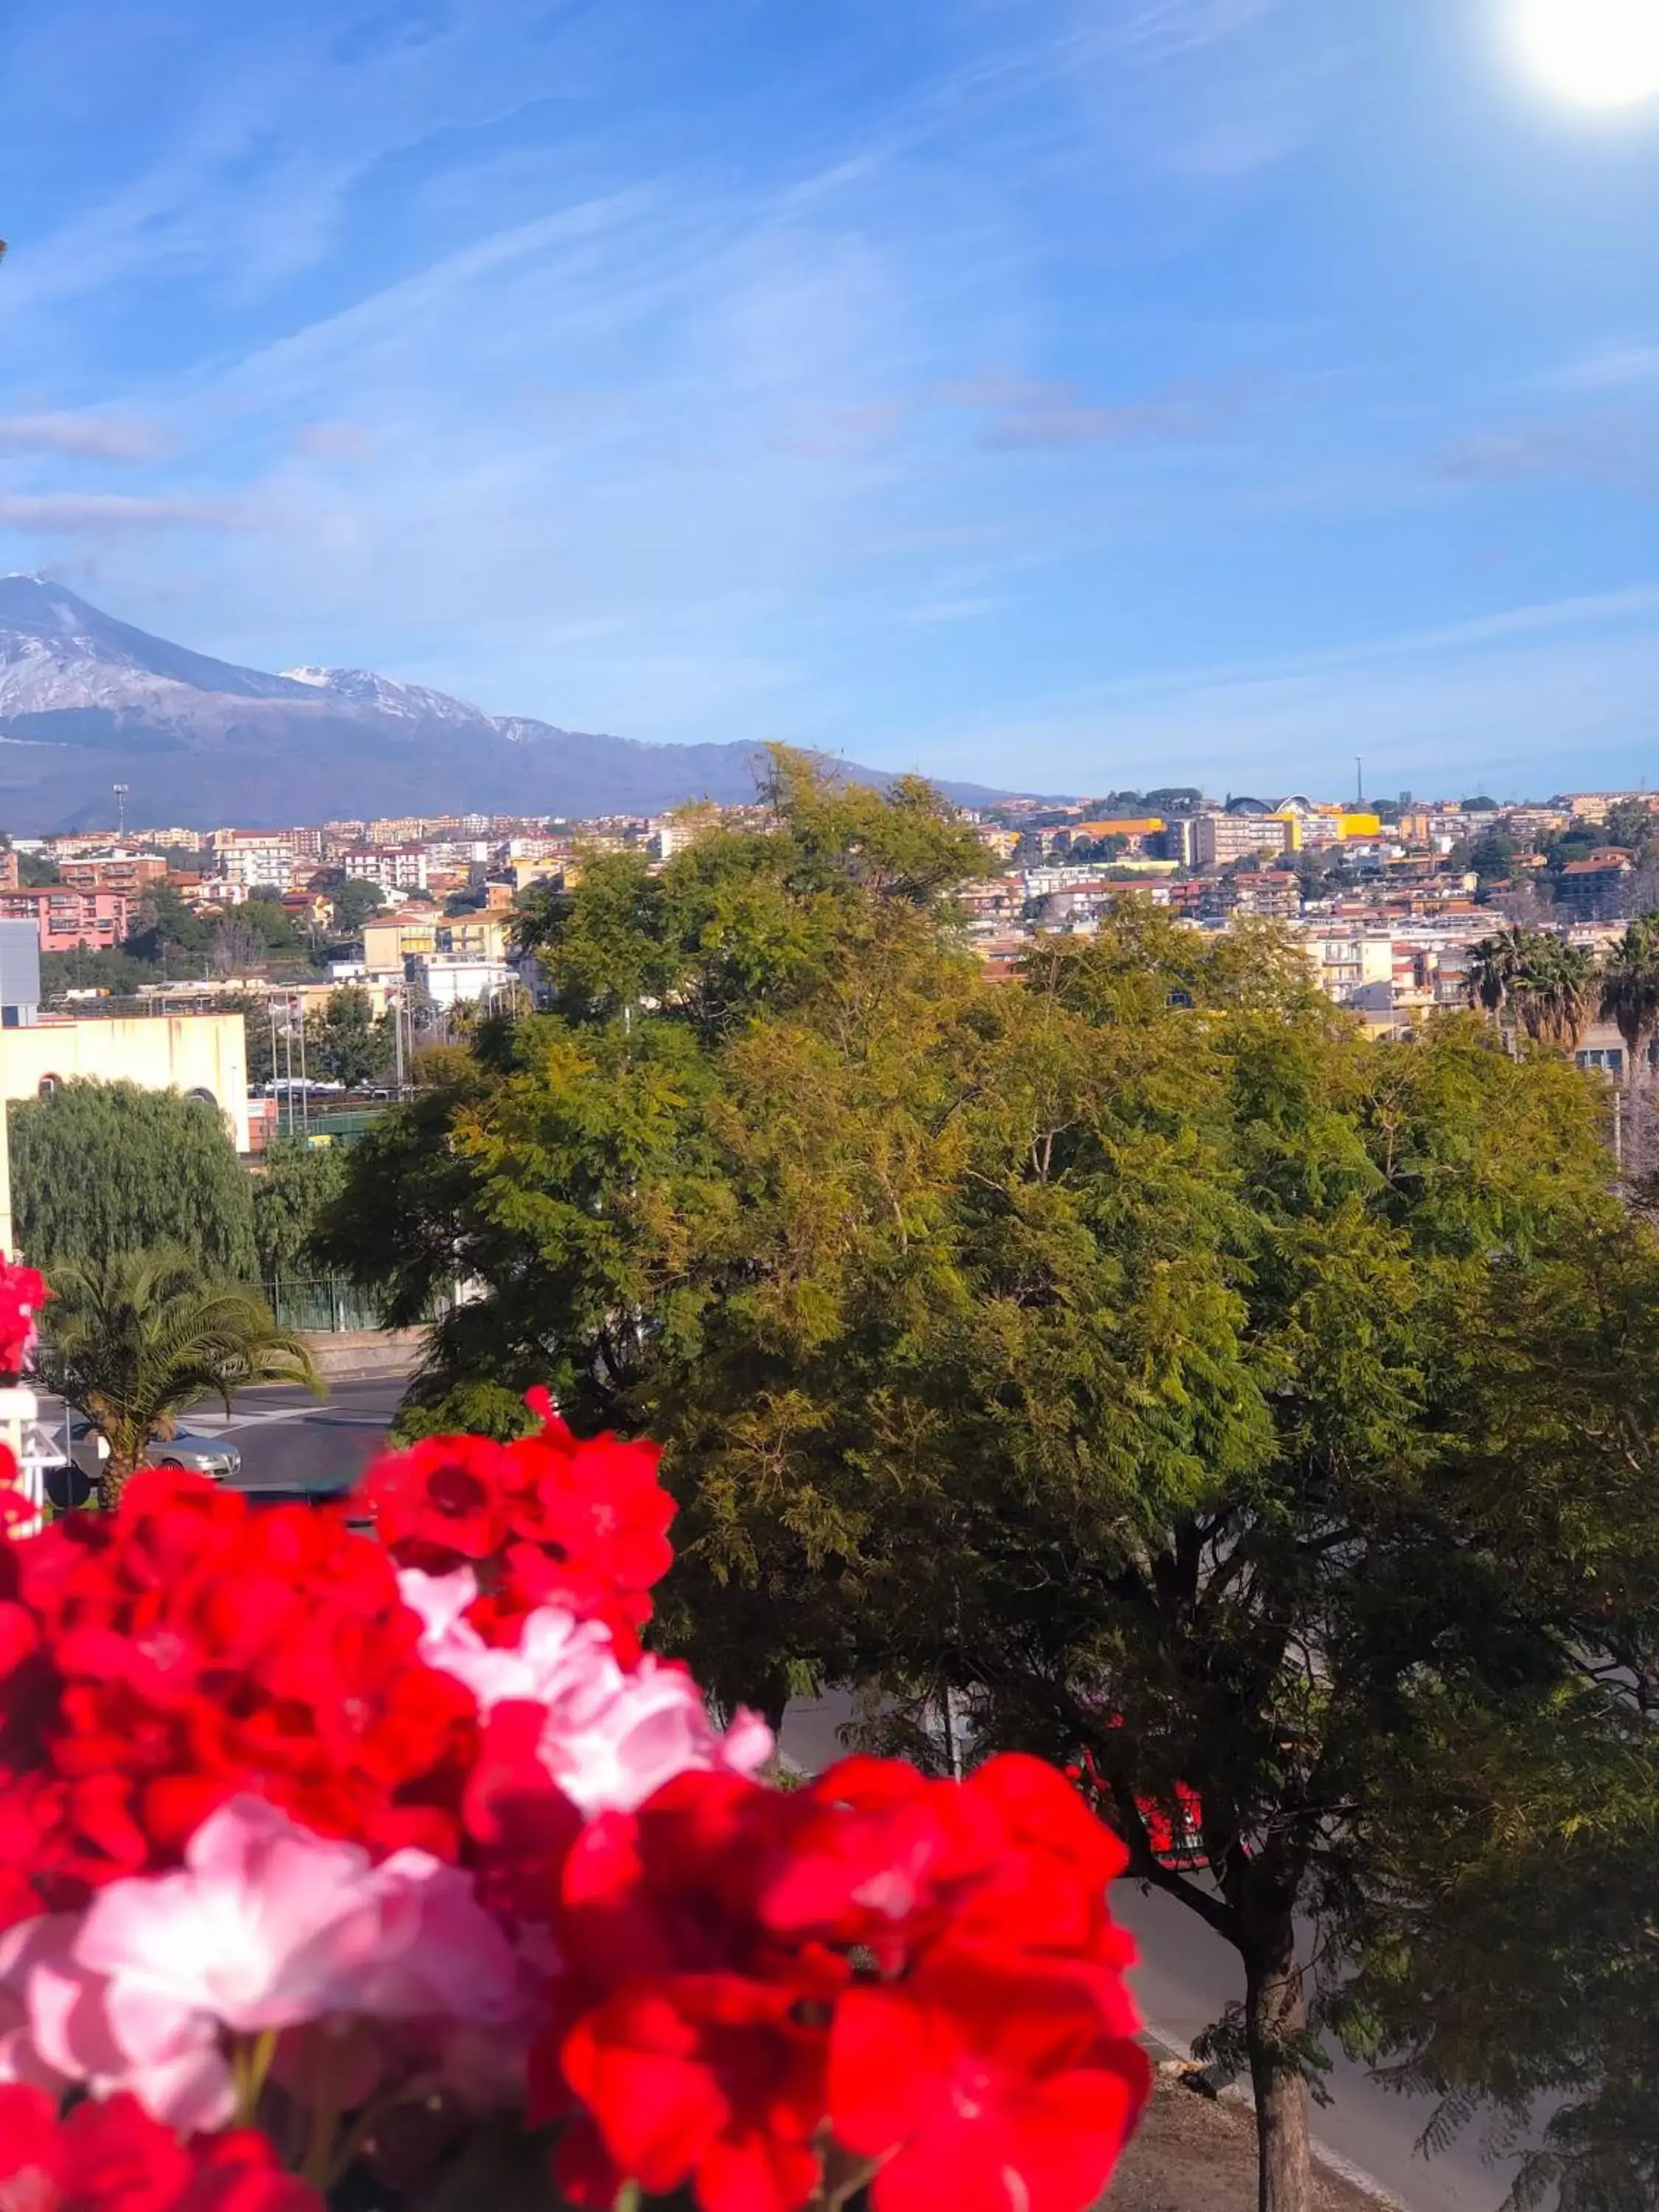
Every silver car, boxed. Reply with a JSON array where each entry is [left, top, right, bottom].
[[68, 1419, 242, 1482]]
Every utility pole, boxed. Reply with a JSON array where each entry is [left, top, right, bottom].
[[1355, 756, 1364, 806], [392, 988, 405, 1100], [111, 782, 128, 841]]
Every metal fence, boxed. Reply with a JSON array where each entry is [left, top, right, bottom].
[[263, 1277, 389, 1333], [262, 1276, 459, 1335]]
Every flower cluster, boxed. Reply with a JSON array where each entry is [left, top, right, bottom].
[[0, 2084, 316, 2211], [542, 1753, 1150, 2212], [0, 1395, 1149, 2210], [0, 1251, 49, 1381]]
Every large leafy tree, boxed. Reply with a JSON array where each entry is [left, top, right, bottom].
[[10, 1080, 257, 1279], [320, 762, 1659, 2212], [34, 1248, 319, 1506]]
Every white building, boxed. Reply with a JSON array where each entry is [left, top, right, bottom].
[[1301, 928, 1395, 1006], [212, 832, 296, 892], [344, 846, 431, 894], [407, 953, 517, 1009]]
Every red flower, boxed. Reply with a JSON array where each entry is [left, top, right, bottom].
[[560, 1973, 824, 2212], [827, 1952, 1151, 2212], [495, 1414, 675, 1662], [360, 1397, 677, 1663], [0, 2087, 321, 2211], [360, 1435, 514, 1570], [461, 1699, 582, 1921], [0, 1471, 481, 1926], [756, 1756, 1004, 1967], [0, 1253, 49, 1378], [557, 1772, 811, 1992], [953, 1754, 1138, 1968]]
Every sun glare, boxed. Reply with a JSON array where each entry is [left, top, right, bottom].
[[1511, 0, 1659, 108]]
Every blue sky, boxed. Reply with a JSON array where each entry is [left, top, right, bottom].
[[0, 0, 1655, 798]]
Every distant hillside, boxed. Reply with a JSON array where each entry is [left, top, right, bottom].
[[0, 575, 1028, 830]]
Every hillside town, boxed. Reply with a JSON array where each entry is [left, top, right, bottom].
[[0, 781, 1652, 1174]]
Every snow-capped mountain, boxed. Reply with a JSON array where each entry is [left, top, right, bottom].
[[0, 577, 1019, 831], [279, 665, 488, 729], [0, 574, 313, 717]]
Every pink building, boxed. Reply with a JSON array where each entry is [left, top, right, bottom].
[[0, 886, 134, 953]]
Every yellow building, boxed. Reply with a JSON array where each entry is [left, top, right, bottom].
[[361, 914, 439, 970], [437, 914, 511, 962], [1074, 817, 1166, 841], [1337, 813, 1382, 840]]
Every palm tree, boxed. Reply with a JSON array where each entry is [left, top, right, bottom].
[[1599, 913, 1659, 1089], [1464, 926, 1532, 1023], [1516, 937, 1599, 1054], [33, 1249, 321, 1509]]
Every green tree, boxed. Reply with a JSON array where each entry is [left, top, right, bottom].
[[1465, 925, 1531, 1023], [34, 1248, 318, 1506], [224, 992, 276, 1086], [307, 986, 392, 1089], [1599, 912, 1659, 1088], [1600, 798, 1654, 855], [18, 852, 62, 888], [251, 1135, 349, 1283], [1467, 927, 1599, 1054], [39, 945, 156, 998], [321, 771, 1659, 2212], [330, 876, 388, 933], [235, 899, 302, 953], [10, 1081, 257, 1278], [1455, 828, 1517, 886], [1511, 935, 1599, 1051], [124, 883, 209, 967]]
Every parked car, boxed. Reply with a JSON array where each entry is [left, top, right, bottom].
[[66, 1419, 242, 1482]]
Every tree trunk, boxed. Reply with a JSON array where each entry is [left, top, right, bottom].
[[1243, 1919, 1314, 2212], [98, 1447, 144, 1515]]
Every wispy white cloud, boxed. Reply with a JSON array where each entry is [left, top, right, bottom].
[[0, 492, 248, 532], [1548, 344, 1659, 392], [939, 370, 1265, 450], [1436, 413, 1658, 494], [0, 411, 173, 461]]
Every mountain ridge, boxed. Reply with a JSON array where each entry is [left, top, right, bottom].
[[0, 577, 1030, 830]]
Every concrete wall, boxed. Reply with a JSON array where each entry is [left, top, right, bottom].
[[0, 1013, 251, 1152], [300, 1328, 426, 1381]]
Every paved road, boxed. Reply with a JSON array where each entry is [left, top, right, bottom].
[[779, 1696, 1530, 2212], [188, 1375, 408, 1495]]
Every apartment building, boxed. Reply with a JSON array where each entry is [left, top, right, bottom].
[[0, 886, 133, 953], [1556, 853, 1634, 921], [1195, 813, 1289, 868], [344, 846, 431, 894], [1301, 928, 1395, 1006], [58, 852, 168, 898], [1223, 871, 1301, 919], [212, 831, 296, 891]]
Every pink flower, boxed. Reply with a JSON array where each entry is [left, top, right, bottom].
[[4, 1908, 232, 2135], [1, 1799, 532, 2132], [0, 1915, 77, 2098], [401, 1570, 774, 1818]]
